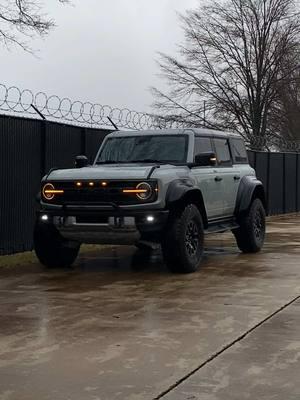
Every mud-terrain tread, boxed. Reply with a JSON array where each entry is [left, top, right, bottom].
[[162, 204, 204, 273], [34, 222, 80, 268], [233, 198, 266, 253]]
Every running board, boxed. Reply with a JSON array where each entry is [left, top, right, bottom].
[[205, 221, 239, 234]]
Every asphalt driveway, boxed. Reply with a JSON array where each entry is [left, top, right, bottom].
[[0, 215, 300, 400]]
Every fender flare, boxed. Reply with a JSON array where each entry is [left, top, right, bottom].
[[166, 179, 208, 227], [234, 175, 267, 217]]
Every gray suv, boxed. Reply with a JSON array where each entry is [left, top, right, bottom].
[[34, 128, 266, 273]]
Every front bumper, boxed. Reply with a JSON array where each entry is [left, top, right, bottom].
[[37, 207, 169, 245]]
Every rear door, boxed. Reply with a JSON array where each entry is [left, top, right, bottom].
[[213, 137, 240, 217]]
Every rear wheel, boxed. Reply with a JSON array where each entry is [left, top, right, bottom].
[[34, 221, 80, 268], [233, 198, 266, 253], [161, 204, 204, 273]]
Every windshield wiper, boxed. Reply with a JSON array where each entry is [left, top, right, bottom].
[[96, 160, 128, 165], [129, 159, 169, 164], [96, 159, 176, 165]]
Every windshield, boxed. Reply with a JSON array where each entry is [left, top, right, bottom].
[[96, 135, 188, 164]]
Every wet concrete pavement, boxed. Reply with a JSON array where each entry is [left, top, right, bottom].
[[0, 215, 300, 400]]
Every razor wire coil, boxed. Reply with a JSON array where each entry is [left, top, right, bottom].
[[0, 83, 167, 130]]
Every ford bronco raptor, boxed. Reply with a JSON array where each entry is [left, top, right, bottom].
[[34, 128, 266, 273]]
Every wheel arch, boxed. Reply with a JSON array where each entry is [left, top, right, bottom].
[[235, 175, 267, 218], [166, 180, 208, 228]]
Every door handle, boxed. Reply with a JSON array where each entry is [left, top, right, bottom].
[[234, 176, 241, 181], [215, 176, 223, 182]]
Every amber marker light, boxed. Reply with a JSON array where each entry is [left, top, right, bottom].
[[101, 181, 108, 187], [76, 182, 82, 187], [123, 189, 148, 194], [45, 190, 64, 193], [89, 182, 95, 187]]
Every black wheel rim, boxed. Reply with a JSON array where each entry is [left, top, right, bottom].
[[254, 209, 264, 240], [185, 220, 199, 257]]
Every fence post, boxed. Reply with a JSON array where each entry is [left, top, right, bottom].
[[283, 153, 286, 214], [40, 120, 47, 177], [81, 127, 87, 155], [266, 152, 271, 214], [296, 153, 299, 213]]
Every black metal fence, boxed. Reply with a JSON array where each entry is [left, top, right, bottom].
[[0, 114, 112, 255], [0, 113, 299, 255], [248, 151, 300, 215]]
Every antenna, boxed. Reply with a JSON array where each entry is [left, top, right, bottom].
[[107, 117, 119, 131]]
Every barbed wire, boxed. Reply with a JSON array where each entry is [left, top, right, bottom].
[[0, 83, 177, 130]]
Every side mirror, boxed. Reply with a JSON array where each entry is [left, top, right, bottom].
[[75, 155, 89, 168], [194, 152, 217, 167]]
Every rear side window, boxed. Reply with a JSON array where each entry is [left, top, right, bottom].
[[213, 138, 232, 165], [230, 138, 248, 164], [194, 136, 213, 157]]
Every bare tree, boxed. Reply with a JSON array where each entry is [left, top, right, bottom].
[[269, 45, 300, 143], [0, 0, 68, 51], [152, 0, 300, 147]]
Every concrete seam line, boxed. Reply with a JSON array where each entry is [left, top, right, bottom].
[[154, 294, 300, 400]]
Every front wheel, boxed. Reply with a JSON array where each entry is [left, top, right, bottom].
[[233, 198, 266, 253], [34, 221, 80, 268], [161, 204, 204, 273]]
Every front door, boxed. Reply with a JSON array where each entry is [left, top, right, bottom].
[[191, 136, 223, 219]]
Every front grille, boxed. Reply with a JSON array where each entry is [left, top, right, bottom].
[[42, 180, 157, 205]]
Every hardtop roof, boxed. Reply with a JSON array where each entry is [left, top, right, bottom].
[[108, 128, 241, 139]]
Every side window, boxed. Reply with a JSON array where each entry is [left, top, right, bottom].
[[194, 137, 213, 157], [213, 138, 232, 166], [230, 138, 248, 164]]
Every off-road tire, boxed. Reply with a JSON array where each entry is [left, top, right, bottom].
[[161, 204, 204, 273], [34, 221, 80, 268], [233, 198, 266, 253]]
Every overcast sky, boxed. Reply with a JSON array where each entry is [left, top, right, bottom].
[[0, 0, 199, 112]]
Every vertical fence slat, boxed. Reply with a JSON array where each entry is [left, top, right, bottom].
[[81, 127, 87, 156], [254, 152, 268, 188], [40, 120, 46, 177], [267, 153, 284, 215], [85, 128, 113, 163], [296, 154, 299, 212], [284, 153, 297, 214]]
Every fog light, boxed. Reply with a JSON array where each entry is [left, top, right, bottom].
[[146, 215, 155, 223], [41, 214, 49, 221]]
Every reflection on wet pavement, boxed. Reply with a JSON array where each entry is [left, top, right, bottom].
[[0, 215, 300, 400]]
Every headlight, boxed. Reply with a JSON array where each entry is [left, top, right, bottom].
[[136, 182, 153, 200], [122, 182, 156, 201], [42, 183, 64, 200]]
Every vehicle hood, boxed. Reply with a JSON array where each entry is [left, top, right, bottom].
[[46, 164, 183, 181]]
